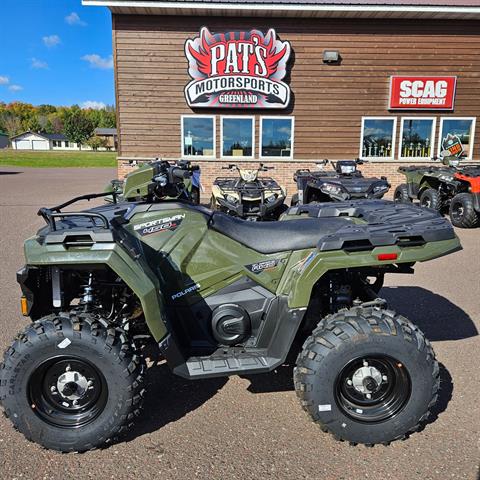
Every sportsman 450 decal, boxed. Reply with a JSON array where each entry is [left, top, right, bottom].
[[134, 214, 185, 236]]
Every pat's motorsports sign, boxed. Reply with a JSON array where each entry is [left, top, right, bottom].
[[389, 76, 457, 110], [184, 27, 291, 109]]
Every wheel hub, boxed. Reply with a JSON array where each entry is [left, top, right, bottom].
[[350, 362, 384, 395], [57, 368, 89, 401]]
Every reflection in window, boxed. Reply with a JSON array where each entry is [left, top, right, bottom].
[[261, 118, 293, 158], [182, 116, 215, 157], [400, 118, 435, 159], [222, 117, 254, 157], [361, 118, 396, 159], [439, 118, 475, 159]]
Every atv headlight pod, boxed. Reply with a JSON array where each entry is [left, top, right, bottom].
[[265, 193, 278, 204], [320, 182, 342, 195], [340, 165, 356, 175], [225, 194, 238, 204]]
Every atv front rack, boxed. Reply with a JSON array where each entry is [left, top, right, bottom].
[[38, 191, 119, 231]]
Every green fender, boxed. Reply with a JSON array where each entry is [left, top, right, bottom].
[[23, 238, 168, 341]]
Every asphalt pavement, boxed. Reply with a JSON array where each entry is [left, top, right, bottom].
[[0, 166, 478, 480]]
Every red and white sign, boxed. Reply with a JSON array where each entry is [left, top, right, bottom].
[[389, 76, 457, 110], [184, 27, 291, 109]]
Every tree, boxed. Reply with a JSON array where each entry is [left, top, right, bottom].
[[86, 135, 108, 151], [63, 110, 95, 150], [0, 113, 23, 137]]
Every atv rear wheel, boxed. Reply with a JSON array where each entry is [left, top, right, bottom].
[[0, 313, 145, 452], [449, 193, 479, 228], [419, 188, 442, 211], [393, 184, 411, 203], [294, 307, 438, 445]]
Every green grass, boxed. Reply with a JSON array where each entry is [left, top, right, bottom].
[[0, 150, 117, 168]]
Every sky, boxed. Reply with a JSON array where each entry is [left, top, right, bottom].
[[0, 0, 114, 108]]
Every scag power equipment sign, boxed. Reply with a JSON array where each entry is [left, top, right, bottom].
[[389, 76, 457, 110], [184, 27, 292, 109]]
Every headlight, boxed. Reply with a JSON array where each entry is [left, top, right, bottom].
[[320, 183, 342, 195], [340, 165, 356, 174], [439, 175, 453, 181], [373, 184, 388, 192], [265, 193, 278, 203], [225, 194, 238, 204]]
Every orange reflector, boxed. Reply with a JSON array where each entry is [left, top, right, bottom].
[[20, 296, 28, 316], [377, 253, 398, 261]]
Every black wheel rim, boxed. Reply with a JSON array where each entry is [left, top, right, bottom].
[[421, 196, 431, 208], [451, 201, 464, 222], [335, 355, 411, 423], [28, 356, 108, 429]]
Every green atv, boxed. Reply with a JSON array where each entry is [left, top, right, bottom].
[[395, 155, 480, 228], [104, 159, 202, 204], [0, 161, 461, 452]]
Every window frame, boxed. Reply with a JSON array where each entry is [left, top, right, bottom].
[[220, 115, 255, 159], [437, 116, 476, 161], [259, 116, 295, 160], [359, 116, 397, 161], [181, 114, 216, 159], [398, 116, 436, 161]]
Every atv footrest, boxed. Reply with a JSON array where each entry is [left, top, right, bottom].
[[175, 349, 277, 379]]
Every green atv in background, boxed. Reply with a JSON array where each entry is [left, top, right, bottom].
[[104, 159, 202, 204], [0, 161, 462, 452], [395, 155, 480, 228]]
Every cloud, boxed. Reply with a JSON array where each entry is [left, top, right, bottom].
[[81, 54, 113, 70], [43, 35, 61, 48], [65, 12, 87, 26], [31, 58, 48, 69], [81, 100, 107, 110], [8, 85, 23, 92], [0, 76, 9, 85]]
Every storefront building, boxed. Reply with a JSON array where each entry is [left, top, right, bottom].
[[84, 0, 480, 194]]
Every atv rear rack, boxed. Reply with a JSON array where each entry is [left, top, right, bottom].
[[38, 191, 119, 231]]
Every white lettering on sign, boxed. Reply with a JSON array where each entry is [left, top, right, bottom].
[[399, 80, 448, 99]]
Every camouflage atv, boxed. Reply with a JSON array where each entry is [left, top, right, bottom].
[[292, 159, 390, 206], [0, 161, 461, 452], [395, 155, 480, 228], [211, 163, 287, 220]]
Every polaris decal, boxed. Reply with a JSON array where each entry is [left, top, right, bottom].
[[134, 214, 185, 236], [171, 283, 201, 300], [245, 259, 279, 274]]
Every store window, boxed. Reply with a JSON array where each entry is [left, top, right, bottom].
[[181, 115, 215, 158], [52, 140, 59, 147], [260, 117, 294, 158], [399, 118, 436, 159], [64, 141, 69, 147], [221, 116, 254, 158], [438, 117, 476, 160], [360, 117, 396, 160]]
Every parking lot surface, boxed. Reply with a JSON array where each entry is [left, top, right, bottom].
[[0, 166, 478, 480]]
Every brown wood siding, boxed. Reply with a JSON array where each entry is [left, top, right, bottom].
[[113, 15, 480, 160]]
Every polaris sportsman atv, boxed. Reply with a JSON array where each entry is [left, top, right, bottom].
[[395, 155, 480, 228], [211, 163, 287, 220], [104, 159, 202, 204], [292, 159, 390, 206], [0, 160, 462, 452]]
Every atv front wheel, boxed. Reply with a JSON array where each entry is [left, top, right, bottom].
[[0, 313, 145, 452], [449, 193, 479, 228], [419, 188, 442, 211], [393, 184, 411, 203], [294, 307, 438, 445]]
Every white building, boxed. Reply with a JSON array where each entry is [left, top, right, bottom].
[[10, 129, 117, 151]]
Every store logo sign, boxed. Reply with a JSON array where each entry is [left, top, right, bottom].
[[184, 27, 291, 109], [389, 76, 457, 110]]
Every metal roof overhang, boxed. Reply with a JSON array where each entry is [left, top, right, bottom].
[[82, 1, 480, 19]]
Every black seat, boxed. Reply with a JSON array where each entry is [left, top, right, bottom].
[[209, 212, 348, 254]]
